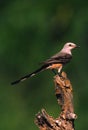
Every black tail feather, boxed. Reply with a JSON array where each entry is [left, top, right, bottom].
[[11, 65, 46, 85], [11, 79, 22, 85]]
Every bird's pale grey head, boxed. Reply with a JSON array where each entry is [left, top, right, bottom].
[[61, 42, 78, 55]]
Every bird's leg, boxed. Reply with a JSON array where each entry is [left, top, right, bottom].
[[52, 69, 57, 75], [58, 71, 62, 77], [57, 67, 63, 77]]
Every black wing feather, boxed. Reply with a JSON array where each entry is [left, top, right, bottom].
[[43, 53, 72, 65]]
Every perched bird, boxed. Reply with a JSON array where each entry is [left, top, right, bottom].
[[11, 42, 79, 85]]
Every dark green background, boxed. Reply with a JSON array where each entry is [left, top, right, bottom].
[[0, 0, 88, 130]]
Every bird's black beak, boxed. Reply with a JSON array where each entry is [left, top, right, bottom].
[[76, 45, 80, 48]]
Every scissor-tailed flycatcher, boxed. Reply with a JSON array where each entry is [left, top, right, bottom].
[[11, 42, 79, 85]]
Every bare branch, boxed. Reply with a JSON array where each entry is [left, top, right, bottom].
[[35, 72, 77, 130]]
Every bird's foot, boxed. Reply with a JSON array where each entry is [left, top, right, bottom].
[[58, 72, 65, 80], [58, 71, 62, 77]]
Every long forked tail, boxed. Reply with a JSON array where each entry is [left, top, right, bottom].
[[11, 65, 47, 85]]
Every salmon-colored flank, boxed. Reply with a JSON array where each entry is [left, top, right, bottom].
[[48, 63, 62, 69]]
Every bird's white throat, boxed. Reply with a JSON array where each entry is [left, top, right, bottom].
[[60, 48, 72, 55]]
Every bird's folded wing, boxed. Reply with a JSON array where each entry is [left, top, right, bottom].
[[42, 52, 72, 65]]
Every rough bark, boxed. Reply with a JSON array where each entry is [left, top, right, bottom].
[[35, 72, 77, 130]]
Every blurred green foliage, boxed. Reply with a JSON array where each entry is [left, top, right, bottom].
[[0, 0, 88, 130]]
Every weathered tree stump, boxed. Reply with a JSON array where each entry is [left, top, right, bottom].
[[35, 72, 77, 130]]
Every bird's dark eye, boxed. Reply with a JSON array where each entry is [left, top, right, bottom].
[[69, 44, 72, 46]]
